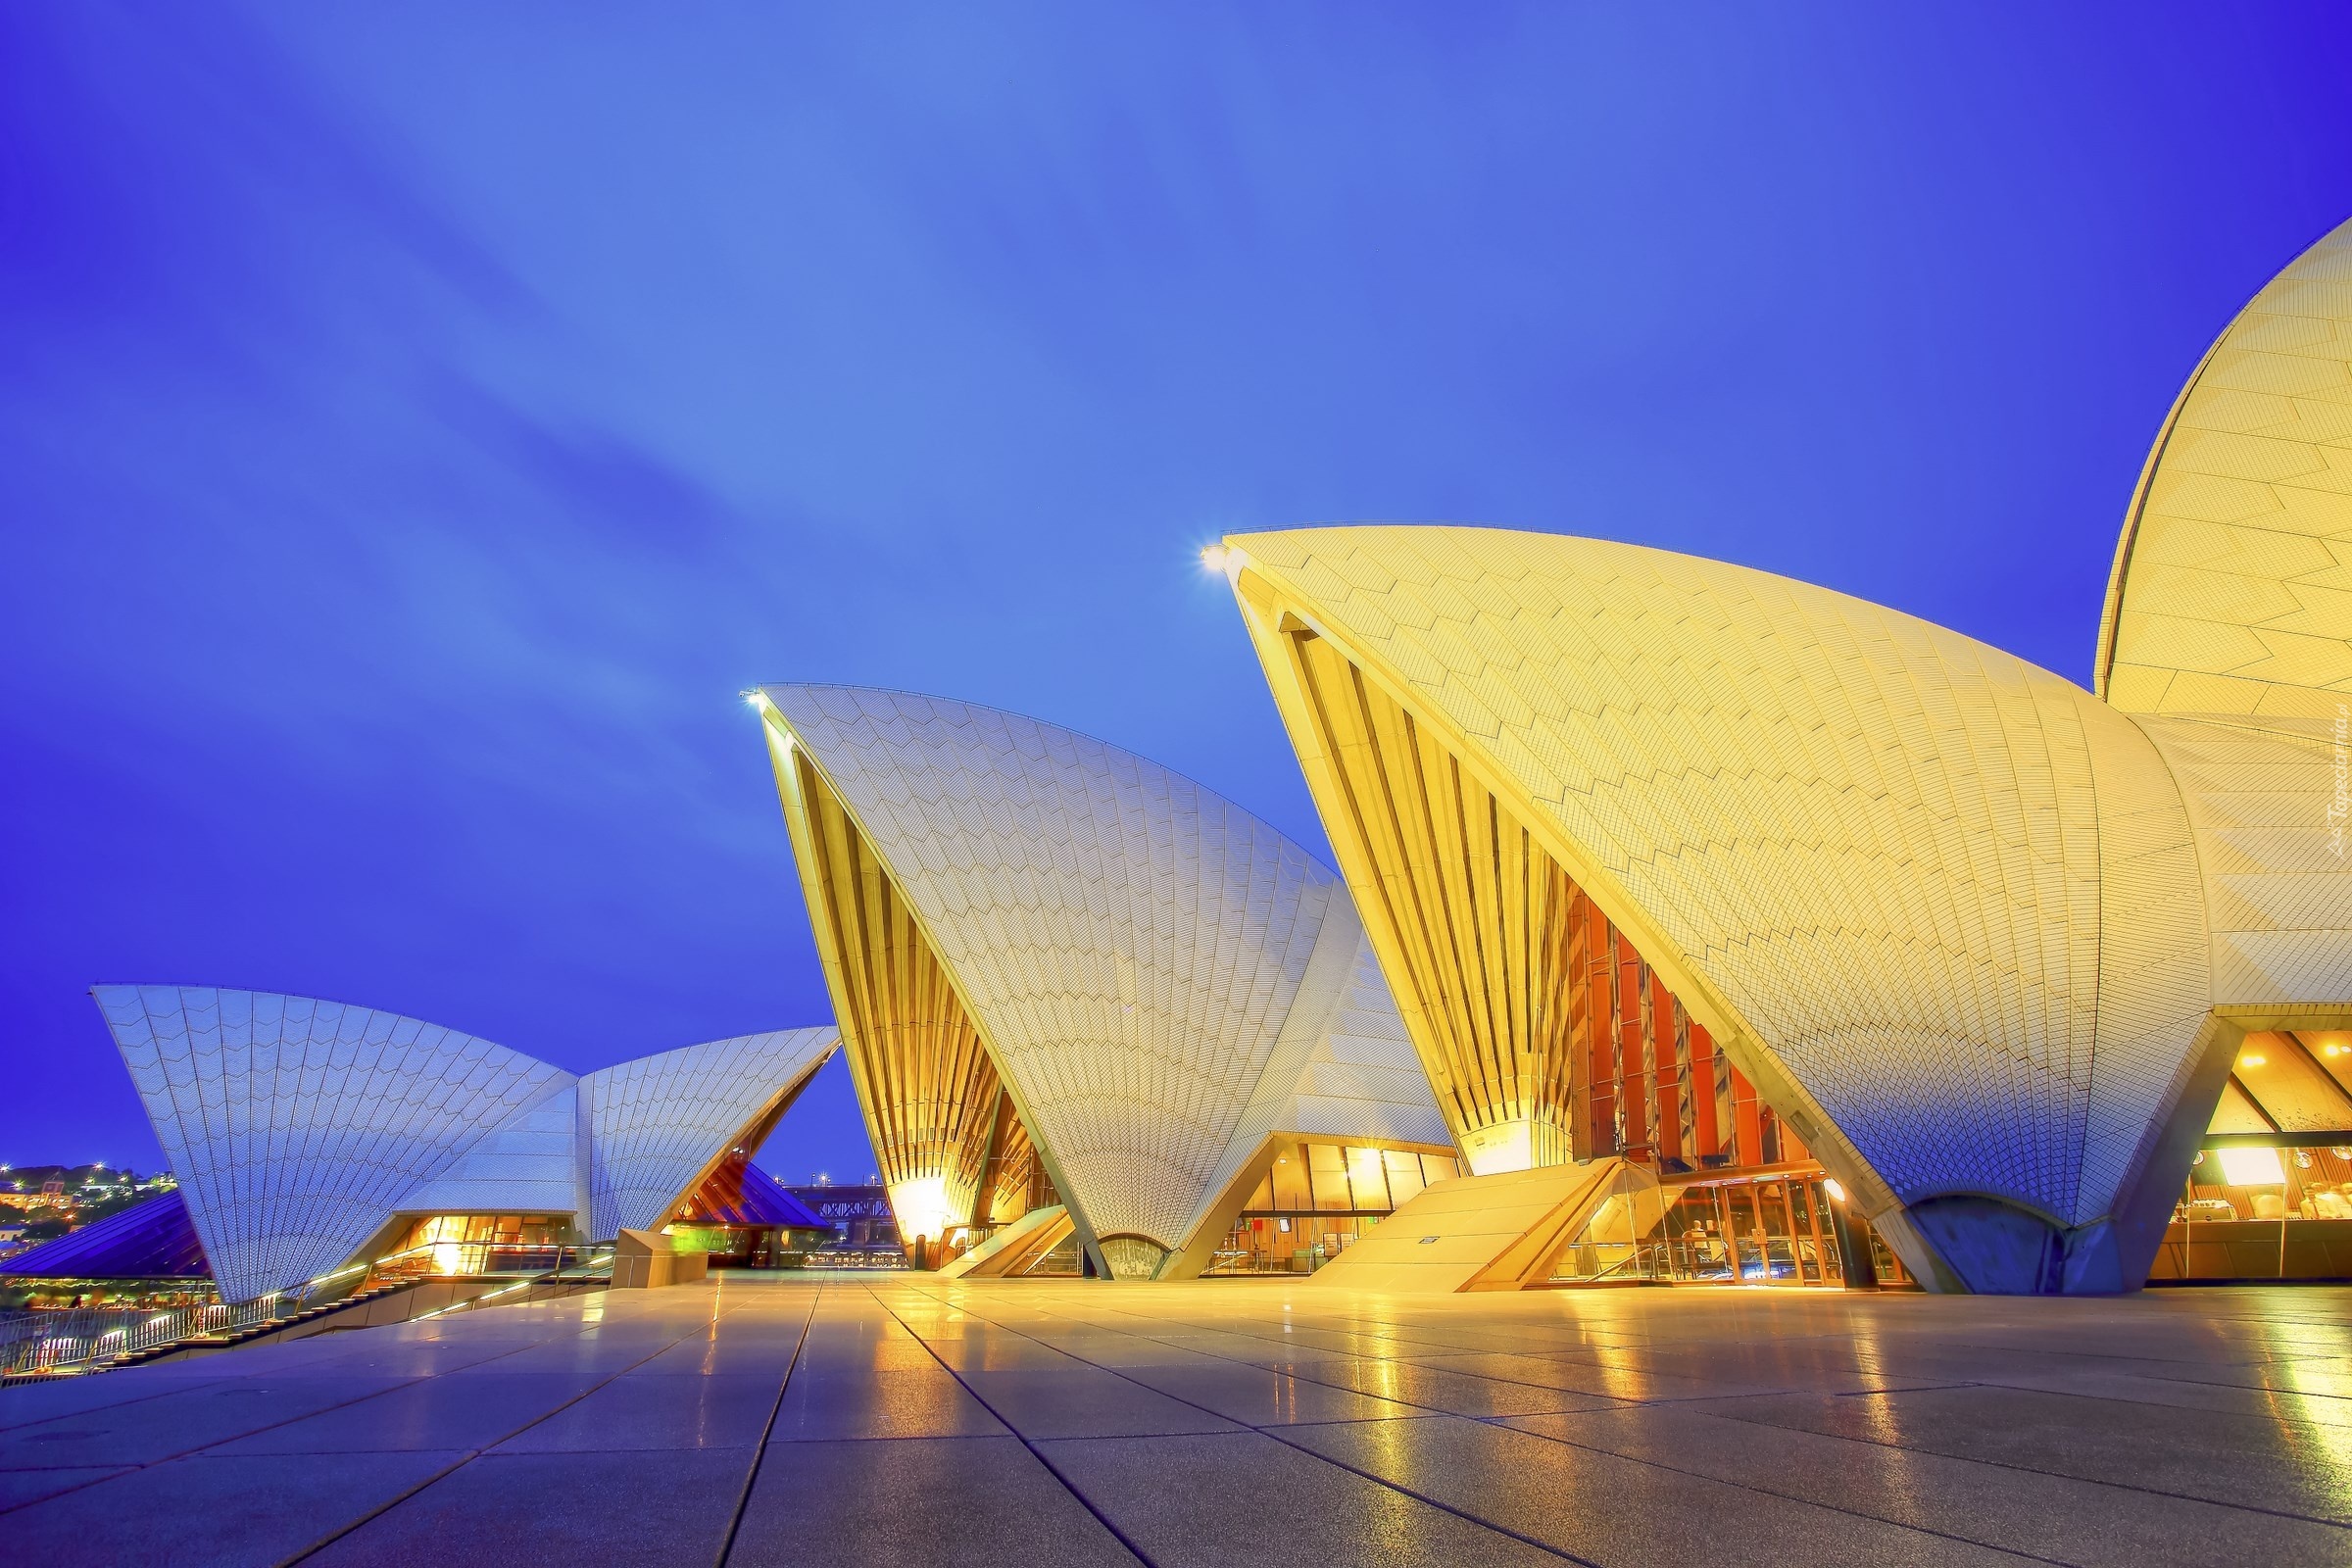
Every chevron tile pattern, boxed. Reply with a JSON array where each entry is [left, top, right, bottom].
[[580, 1029, 838, 1239], [393, 1082, 585, 1220], [2095, 216, 2352, 721], [2135, 715, 2352, 1007]]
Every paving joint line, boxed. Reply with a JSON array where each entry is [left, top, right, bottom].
[[1696, 1394, 2352, 1533], [711, 1280, 824, 1565], [902, 1284, 2082, 1565], [864, 1283, 1158, 1567], [0, 1358, 476, 1520], [276, 1294, 751, 1564], [895, 1282, 1597, 1566]]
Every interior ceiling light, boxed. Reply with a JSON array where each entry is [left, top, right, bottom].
[[2217, 1146, 2287, 1187]]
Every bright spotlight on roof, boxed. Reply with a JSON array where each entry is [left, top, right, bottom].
[[1200, 545, 1227, 572], [741, 688, 771, 710]]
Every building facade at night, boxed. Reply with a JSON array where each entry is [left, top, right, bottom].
[[1208, 217, 2352, 1296], [753, 684, 1459, 1280], [48, 221, 2349, 1304], [74, 987, 837, 1303]]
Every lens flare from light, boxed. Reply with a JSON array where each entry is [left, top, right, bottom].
[[889, 1175, 956, 1243]]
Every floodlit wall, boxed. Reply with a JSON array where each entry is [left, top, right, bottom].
[[1215, 208, 2352, 1295]]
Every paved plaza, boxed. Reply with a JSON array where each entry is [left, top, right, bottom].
[[1, 1275, 2349, 1566]]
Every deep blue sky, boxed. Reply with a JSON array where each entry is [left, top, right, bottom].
[[5, 6, 2349, 1184]]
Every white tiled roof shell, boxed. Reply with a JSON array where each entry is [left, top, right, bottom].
[[580, 1028, 837, 1240], [1225, 527, 2216, 1230], [92, 986, 568, 1302], [763, 685, 1442, 1251], [2096, 216, 2352, 721], [2089, 218, 2352, 1023], [395, 1083, 586, 1220], [2133, 715, 2352, 1008]]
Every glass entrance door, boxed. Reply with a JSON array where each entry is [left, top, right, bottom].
[[1549, 1167, 1852, 1287]]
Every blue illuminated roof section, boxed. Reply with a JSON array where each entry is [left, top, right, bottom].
[[3, 1190, 209, 1279], [680, 1153, 828, 1229]]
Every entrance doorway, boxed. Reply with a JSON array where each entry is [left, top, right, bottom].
[[1546, 1165, 1910, 1287]]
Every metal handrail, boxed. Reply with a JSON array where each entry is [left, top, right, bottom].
[[1, 1292, 310, 1377]]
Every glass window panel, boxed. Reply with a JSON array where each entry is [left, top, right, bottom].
[[1269, 1148, 1310, 1210], [1307, 1145, 1350, 1209], [2233, 1035, 2352, 1131], [1346, 1147, 1390, 1210], [1384, 1151, 1426, 1207], [2301, 1032, 2352, 1098], [1422, 1154, 1460, 1183], [2206, 1080, 2273, 1135]]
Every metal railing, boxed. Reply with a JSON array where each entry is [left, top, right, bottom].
[[2, 1289, 318, 1377], [2, 1242, 614, 1379], [368, 1241, 588, 1281]]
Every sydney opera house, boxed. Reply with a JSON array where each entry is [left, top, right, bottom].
[[750, 682, 1457, 1283], [11, 991, 837, 1307], [14, 217, 2348, 1312]]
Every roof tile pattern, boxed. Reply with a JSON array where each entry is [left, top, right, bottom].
[[762, 685, 1443, 1253], [2091, 220, 2352, 1034], [92, 986, 565, 1302], [1191, 898, 1451, 1244], [2097, 217, 2352, 719], [580, 1029, 837, 1240], [2134, 715, 2352, 1007], [1225, 527, 2214, 1228], [395, 1083, 586, 1219]]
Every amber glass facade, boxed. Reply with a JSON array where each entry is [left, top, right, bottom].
[[389, 1213, 571, 1276], [1205, 1142, 1462, 1275], [1570, 913, 1803, 1175], [1274, 615, 1814, 1185], [2151, 1030, 2352, 1282]]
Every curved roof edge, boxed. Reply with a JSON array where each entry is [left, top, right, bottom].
[[1217, 525, 2218, 1250], [88, 985, 838, 1296], [2094, 215, 2352, 718], [581, 1027, 839, 1240], [756, 681, 1449, 1269]]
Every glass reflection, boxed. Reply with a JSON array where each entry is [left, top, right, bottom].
[[1546, 1166, 1889, 1288], [1205, 1143, 1462, 1275]]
